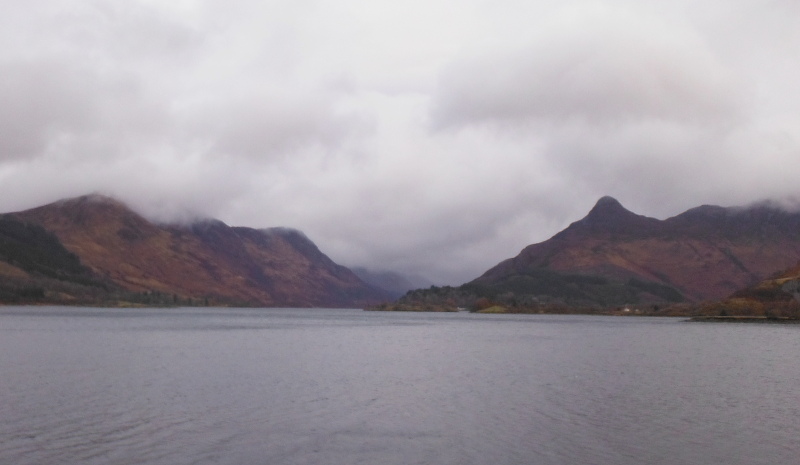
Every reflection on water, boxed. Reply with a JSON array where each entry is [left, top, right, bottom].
[[1, 307, 799, 465]]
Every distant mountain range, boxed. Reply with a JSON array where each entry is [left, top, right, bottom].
[[351, 267, 434, 299], [0, 194, 390, 307], [403, 196, 800, 309], [4, 194, 800, 312]]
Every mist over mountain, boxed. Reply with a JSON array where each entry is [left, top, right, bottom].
[[351, 267, 434, 299]]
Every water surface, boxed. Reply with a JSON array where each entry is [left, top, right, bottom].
[[1, 307, 798, 464]]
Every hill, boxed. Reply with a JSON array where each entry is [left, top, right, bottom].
[[4, 194, 389, 307]]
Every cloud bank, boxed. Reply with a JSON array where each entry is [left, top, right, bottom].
[[1, 0, 799, 284]]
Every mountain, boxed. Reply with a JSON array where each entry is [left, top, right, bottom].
[[0, 213, 116, 304], [351, 267, 434, 299], [412, 197, 800, 309], [5, 194, 389, 307]]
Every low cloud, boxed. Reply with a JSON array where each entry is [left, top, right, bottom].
[[190, 91, 368, 162]]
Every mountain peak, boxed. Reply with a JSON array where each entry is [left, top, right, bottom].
[[597, 195, 621, 205], [565, 196, 659, 236], [16, 193, 145, 231], [587, 196, 627, 217], [582, 196, 638, 225]]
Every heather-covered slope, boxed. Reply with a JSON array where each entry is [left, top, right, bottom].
[[10, 194, 389, 307], [426, 197, 800, 308]]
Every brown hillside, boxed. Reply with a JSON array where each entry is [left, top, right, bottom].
[[13, 194, 388, 307], [473, 197, 800, 302]]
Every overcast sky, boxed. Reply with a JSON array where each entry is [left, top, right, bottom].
[[1, 0, 799, 285]]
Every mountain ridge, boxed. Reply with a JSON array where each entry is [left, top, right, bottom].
[[405, 196, 800, 309], [4, 194, 390, 307]]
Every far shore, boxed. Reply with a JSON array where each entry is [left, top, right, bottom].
[[688, 316, 800, 324]]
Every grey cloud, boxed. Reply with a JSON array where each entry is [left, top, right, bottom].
[[48, 1, 206, 66], [192, 93, 368, 161], [424, 2, 795, 227], [0, 61, 97, 160], [431, 5, 744, 129], [0, 59, 172, 164], [0, 1, 197, 163]]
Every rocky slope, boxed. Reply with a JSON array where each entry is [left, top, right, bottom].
[[5, 194, 389, 307]]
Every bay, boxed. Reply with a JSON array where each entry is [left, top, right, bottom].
[[1, 307, 798, 465]]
